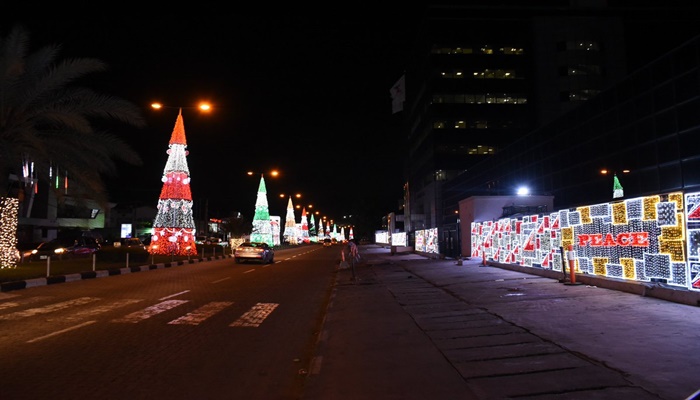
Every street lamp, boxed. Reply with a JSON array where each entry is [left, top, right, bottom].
[[151, 101, 213, 112], [248, 170, 279, 178]]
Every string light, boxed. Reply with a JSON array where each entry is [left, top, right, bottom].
[[149, 110, 198, 256], [0, 198, 19, 269], [471, 192, 693, 289]]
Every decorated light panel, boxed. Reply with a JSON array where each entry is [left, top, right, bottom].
[[472, 192, 695, 290]]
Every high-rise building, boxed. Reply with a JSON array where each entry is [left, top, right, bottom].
[[402, 2, 629, 257]]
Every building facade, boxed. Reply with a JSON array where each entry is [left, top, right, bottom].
[[403, 3, 629, 257]]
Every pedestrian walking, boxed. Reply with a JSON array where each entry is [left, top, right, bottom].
[[347, 239, 360, 264], [340, 239, 361, 280]]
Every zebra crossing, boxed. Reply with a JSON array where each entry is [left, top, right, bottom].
[[0, 294, 279, 328]]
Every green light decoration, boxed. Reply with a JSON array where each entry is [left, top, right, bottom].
[[309, 213, 316, 241], [251, 175, 273, 246], [613, 174, 624, 199]]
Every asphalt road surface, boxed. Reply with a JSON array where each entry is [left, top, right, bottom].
[[0, 244, 337, 399]]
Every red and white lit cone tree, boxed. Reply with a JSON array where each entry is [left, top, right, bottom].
[[148, 110, 198, 257], [300, 207, 309, 243], [283, 196, 298, 245]]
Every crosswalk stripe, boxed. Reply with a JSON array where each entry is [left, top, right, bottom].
[[0, 297, 100, 320], [168, 301, 234, 325], [230, 302, 279, 327], [48, 299, 144, 322], [112, 300, 188, 323], [0, 296, 53, 310]]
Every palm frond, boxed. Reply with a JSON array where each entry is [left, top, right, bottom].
[[0, 23, 146, 207]]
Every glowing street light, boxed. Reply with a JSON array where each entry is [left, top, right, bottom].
[[516, 186, 530, 196], [151, 101, 213, 112], [248, 170, 279, 178]]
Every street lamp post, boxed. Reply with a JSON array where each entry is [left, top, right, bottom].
[[147, 103, 210, 257], [151, 102, 213, 112], [150, 101, 214, 241]]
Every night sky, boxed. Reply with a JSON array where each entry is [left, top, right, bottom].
[[1, 14, 418, 230], [3, 5, 700, 234]]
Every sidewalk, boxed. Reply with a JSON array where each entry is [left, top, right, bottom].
[[301, 245, 700, 400]]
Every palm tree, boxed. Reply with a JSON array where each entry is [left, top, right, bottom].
[[0, 24, 145, 208]]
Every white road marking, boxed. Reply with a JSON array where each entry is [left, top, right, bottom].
[[27, 321, 97, 343], [211, 277, 231, 284], [0, 296, 52, 310], [160, 290, 190, 300], [168, 301, 233, 325], [47, 299, 144, 322], [230, 302, 279, 327], [0, 297, 100, 320], [111, 300, 188, 323], [243, 269, 255, 274]]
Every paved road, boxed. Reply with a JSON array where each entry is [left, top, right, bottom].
[[302, 245, 700, 400]]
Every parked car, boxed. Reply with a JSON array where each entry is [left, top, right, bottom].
[[28, 237, 101, 261], [234, 242, 274, 264], [119, 237, 146, 250]]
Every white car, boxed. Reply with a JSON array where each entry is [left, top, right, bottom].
[[234, 242, 274, 264]]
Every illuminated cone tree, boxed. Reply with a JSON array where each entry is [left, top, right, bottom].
[[613, 174, 624, 199], [251, 174, 273, 246], [300, 207, 309, 243], [0, 197, 19, 268], [283, 197, 298, 244], [149, 110, 197, 256], [309, 213, 316, 242]]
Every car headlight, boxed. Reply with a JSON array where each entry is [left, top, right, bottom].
[[55, 248, 66, 255]]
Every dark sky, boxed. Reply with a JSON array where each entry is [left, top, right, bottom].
[[4, 5, 700, 230], [1, 14, 418, 226]]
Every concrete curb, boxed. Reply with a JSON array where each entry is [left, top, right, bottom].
[[0, 255, 233, 292]]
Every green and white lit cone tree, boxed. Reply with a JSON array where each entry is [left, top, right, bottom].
[[149, 110, 198, 257], [613, 174, 624, 199], [251, 175, 273, 246], [309, 213, 316, 242]]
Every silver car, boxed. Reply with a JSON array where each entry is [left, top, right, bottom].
[[234, 242, 274, 264]]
